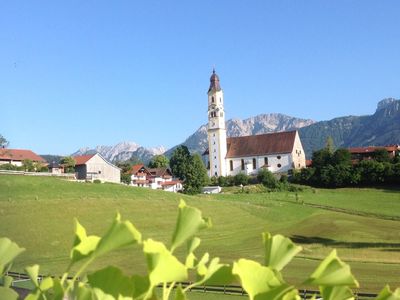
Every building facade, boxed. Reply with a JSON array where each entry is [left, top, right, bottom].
[[205, 70, 306, 177], [74, 153, 121, 183]]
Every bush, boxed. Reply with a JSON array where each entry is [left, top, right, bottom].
[[233, 173, 249, 186], [257, 169, 278, 189], [93, 179, 102, 184]]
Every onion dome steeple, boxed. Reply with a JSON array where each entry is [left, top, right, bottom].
[[208, 68, 222, 93]]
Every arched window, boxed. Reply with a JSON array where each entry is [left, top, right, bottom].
[[252, 158, 256, 170], [212, 96, 215, 103]]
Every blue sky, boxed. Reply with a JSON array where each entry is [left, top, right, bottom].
[[1, 1, 399, 155]]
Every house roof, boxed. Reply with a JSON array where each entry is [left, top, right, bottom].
[[348, 145, 399, 154], [148, 167, 173, 177], [74, 154, 95, 165], [226, 131, 297, 158], [161, 180, 181, 186], [0, 149, 45, 162], [128, 164, 148, 175]]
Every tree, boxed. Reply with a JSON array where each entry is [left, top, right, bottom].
[[61, 156, 76, 173], [311, 148, 332, 169], [170, 146, 191, 180], [148, 155, 169, 168], [373, 148, 391, 163], [0, 134, 8, 148], [325, 136, 335, 154], [331, 148, 352, 166], [22, 159, 35, 172], [183, 154, 209, 194]]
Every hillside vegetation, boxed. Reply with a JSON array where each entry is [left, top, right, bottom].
[[0, 175, 399, 293]]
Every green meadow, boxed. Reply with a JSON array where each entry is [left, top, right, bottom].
[[0, 175, 399, 293]]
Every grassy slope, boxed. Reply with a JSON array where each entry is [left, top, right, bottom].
[[1, 175, 399, 293]]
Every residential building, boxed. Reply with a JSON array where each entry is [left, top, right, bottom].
[[73, 153, 121, 183], [0, 148, 46, 167]]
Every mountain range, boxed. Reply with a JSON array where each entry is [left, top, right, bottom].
[[64, 98, 399, 163]]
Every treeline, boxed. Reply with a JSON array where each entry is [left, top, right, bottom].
[[292, 147, 400, 187]]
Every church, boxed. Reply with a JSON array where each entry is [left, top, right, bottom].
[[203, 70, 306, 177]]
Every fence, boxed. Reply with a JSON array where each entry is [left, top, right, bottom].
[[6, 271, 378, 299], [0, 169, 76, 179]]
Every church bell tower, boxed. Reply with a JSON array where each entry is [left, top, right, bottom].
[[207, 69, 227, 177]]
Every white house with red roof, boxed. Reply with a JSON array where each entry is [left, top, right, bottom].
[[204, 70, 306, 177], [0, 148, 46, 167], [73, 153, 120, 183], [128, 164, 182, 192]]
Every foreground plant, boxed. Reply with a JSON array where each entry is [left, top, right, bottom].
[[0, 200, 399, 300]]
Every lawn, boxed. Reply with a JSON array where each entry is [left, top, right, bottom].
[[1, 175, 399, 293]]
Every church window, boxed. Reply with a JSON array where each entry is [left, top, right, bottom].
[[207, 161, 210, 169], [212, 96, 215, 103], [215, 165, 217, 169], [252, 158, 256, 170], [230, 160, 233, 171], [241, 159, 245, 170], [277, 164, 281, 168], [264, 157, 268, 165], [215, 172, 217, 176], [277, 155, 281, 159], [214, 156, 216, 160]]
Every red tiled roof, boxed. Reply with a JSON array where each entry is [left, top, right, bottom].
[[73, 154, 95, 165], [226, 131, 297, 158], [348, 146, 399, 154], [161, 180, 181, 186], [306, 159, 312, 167], [128, 164, 149, 175], [148, 168, 173, 177], [134, 180, 149, 184], [0, 149, 45, 162]]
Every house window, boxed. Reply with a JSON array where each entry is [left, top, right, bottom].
[[241, 159, 245, 170], [264, 157, 268, 165], [252, 158, 256, 169], [230, 160, 233, 171], [277, 164, 282, 168], [277, 155, 281, 159]]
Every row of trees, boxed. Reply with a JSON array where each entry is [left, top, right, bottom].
[[292, 146, 400, 187]]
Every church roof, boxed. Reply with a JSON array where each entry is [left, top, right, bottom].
[[226, 131, 297, 158], [208, 69, 221, 93]]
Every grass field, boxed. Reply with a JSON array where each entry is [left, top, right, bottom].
[[1, 175, 399, 293]]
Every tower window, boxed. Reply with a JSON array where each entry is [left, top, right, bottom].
[[215, 165, 217, 169], [264, 157, 268, 165], [252, 158, 256, 170], [230, 160, 233, 171], [241, 159, 245, 170], [212, 96, 214, 103]]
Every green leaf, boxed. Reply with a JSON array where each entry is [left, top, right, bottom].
[[2, 275, 13, 288], [70, 219, 101, 265], [143, 239, 188, 288], [92, 288, 117, 300], [25, 264, 40, 287], [94, 213, 142, 258], [376, 285, 400, 300], [232, 259, 284, 300], [185, 237, 201, 268], [0, 237, 25, 274], [320, 286, 354, 300], [174, 285, 187, 300], [254, 284, 299, 300], [0, 287, 19, 300], [304, 250, 359, 287], [263, 233, 302, 271], [196, 257, 234, 285], [87, 266, 135, 298], [170, 200, 211, 252], [131, 275, 151, 299], [50, 278, 65, 300], [39, 277, 54, 291]]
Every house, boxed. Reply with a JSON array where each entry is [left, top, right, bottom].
[[128, 164, 182, 192], [348, 145, 399, 162], [0, 148, 46, 167], [73, 153, 121, 183], [203, 70, 306, 177], [48, 161, 64, 174]]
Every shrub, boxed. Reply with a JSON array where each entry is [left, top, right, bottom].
[[257, 168, 278, 189], [93, 179, 102, 184], [233, 172, 249, 186]]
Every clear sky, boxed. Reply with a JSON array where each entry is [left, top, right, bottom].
[[1, 1, 399, 155]]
